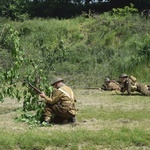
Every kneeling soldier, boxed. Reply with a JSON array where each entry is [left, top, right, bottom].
[[40, 77, 77, 124]]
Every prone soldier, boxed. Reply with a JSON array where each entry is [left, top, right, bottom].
[[119, 73, 150, 96], [101, 77, 121, 92]]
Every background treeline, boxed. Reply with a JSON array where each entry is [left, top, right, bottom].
[[0, 5, 149, 88], [0, 0, 149, 20]]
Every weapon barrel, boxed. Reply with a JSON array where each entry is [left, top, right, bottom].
[[85, 87, 101, 90], [28, 82, 42, 94]]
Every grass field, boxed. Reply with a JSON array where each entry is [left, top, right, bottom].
[[0, 89, 150, 150]]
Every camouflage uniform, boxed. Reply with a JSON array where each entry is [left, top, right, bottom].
[[41, 78, 77, 124]]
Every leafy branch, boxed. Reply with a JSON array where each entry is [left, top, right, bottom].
[[0, 24, 52, 124]]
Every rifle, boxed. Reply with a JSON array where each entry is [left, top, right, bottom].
[[85, 87, 102, 90], [24, 80, 42, 94]]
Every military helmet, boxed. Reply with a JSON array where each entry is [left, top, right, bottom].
[[51, 77, 64, 85], [105, 77, 110, 82], [119, 73, 128, 78]]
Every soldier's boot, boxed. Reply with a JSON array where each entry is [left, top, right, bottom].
[[61, 117, 76, 124], [147, 85, 150, 90], [68, 116, 76, 123], [40, 116, 51, 125], [52, 116, 76, 124], [44, 116, 51, 123], [39, 115, 51, 125], [52, 116, 66, 124]]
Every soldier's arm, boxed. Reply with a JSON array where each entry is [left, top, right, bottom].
[[120, 84, 126, 93], [40, 89, 62, 104], [101, 84, 107, 90]]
